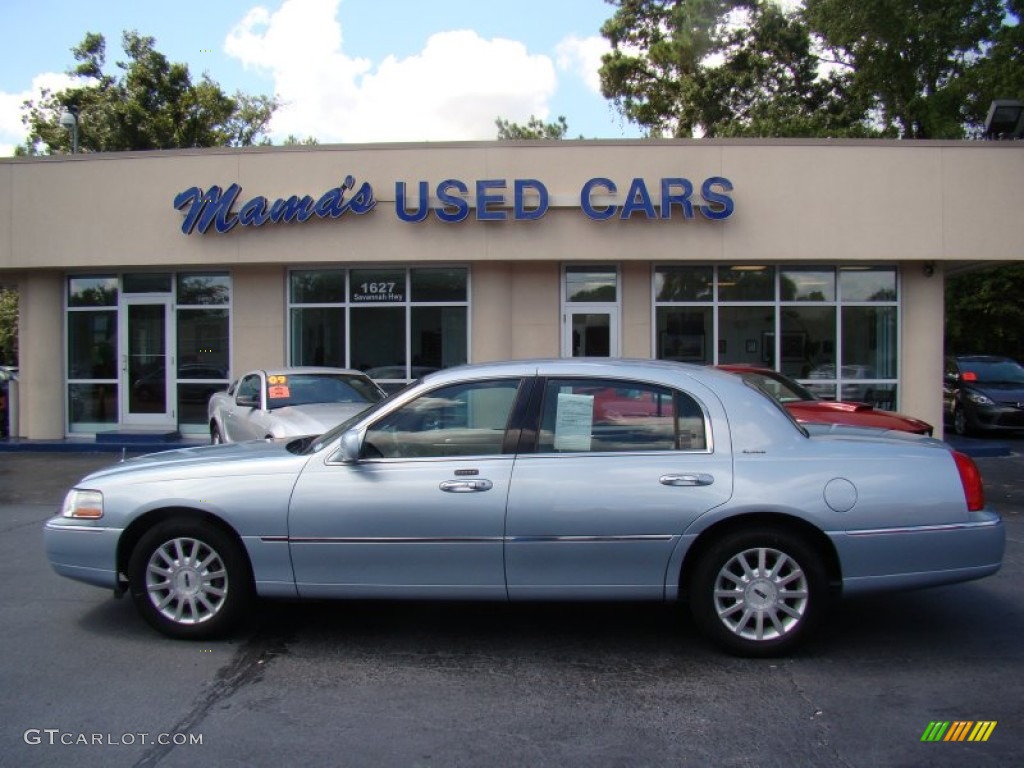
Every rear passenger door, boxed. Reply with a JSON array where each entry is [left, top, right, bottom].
[[504, 376, 733, 599]]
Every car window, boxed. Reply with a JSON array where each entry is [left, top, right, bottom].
[[536, 378, 707, 453], [362, 379, 521, 459], [266, 373, 385, 408], [236, 374, 261, 402]]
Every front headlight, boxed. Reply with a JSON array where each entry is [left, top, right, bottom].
[[966, 392, 995, 406], [61, 489, 104, 520]]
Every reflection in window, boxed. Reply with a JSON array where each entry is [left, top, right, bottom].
[[291, 308, 346, 367], [363, 380, 520, 458], [655, 266, 713, 302], [68, 311, 117, 380], [657, 307, 711, 363], [177, 273, 230, 305], [290, 270, 345, 304], [566, 266, 617, 302], [781, 268, 835, 301], [68, 276, 117, 307], [537, 379, 706, 453], [718, 266, 774, 302], [68, 383, 117, 432], [839, 267, 896, 301], [780, 307, 836, 380]]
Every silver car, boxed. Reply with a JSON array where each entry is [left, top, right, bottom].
[[45, 359, 1004, 656], [207, 367, 386, 443]]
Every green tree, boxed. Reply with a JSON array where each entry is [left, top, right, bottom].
[[496, 114, 572, 139], [18, 30, 279, 154], [945, 263, 1024, 359], [598, 0, 1016, 139], [0, 288, 17, 366], [804, 0, 1007, 139]]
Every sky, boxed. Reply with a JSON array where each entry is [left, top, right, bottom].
[[0, 0, 646, 155]]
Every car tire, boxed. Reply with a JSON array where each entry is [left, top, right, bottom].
[[128, 520, 253, 640], [952, 405, 971, 437], [210, 423, 223, 445], [689, 526, 827, 657]]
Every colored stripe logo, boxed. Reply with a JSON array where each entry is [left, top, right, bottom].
[[921, 721, 997, 742]]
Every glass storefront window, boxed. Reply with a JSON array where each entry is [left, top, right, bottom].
[[177, 309, 229, 379], [123, 273, 172, 293], [290, 307, 346, 367], [177, 273, 230, 305], [718, 266, 774, 301], [842, 306, 897, 378], [350, 269, 406, 303], [411, 268, 467, 301], [351, 307, 406, 374], [411, 307, 467, 370], [719, 306, 774, 366], [68, 311, 117, 379], [654, 266, 713, 302], [68, 384, 117, 428], [566, 266, 617, 302], [781, 268, 835, 301], [780, 307, 836, 379], [657, 307, 712, 363], [68, 276, 117, 307], [290, 270, 345, 304], [839, 266, 896, 301]]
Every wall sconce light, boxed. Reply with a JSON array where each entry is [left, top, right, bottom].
[[922, 261, 935, 278]]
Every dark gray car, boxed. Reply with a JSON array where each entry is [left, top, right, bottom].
[[944, 355, 1024, 435]]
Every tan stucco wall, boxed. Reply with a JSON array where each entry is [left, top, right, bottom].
[[17, 271, 63, 439], [901, 261, 947, 437], [232, 265, 286, 373]]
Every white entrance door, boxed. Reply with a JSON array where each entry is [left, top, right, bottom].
[[120, 297, 175, 427]]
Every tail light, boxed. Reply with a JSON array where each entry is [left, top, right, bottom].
[[951, 451, 985, 512]]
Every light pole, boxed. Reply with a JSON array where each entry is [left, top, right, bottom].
[[59, 106, 79, 154]]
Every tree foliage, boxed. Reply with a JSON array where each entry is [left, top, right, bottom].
[[599, 0, 1021, 139], [496, 115, 572, 139], [18, 31, 279, 154], [945, 263, 1024, 359], [0, 288, 17, 366]]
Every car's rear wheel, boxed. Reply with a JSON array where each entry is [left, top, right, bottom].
[[128, 520, 252, 640], [689, 527, 827, 657]]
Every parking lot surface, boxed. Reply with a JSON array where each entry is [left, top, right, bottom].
[[2, 441, 1022, 767]]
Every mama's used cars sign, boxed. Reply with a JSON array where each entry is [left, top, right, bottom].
[[173, 174, 734, 235]]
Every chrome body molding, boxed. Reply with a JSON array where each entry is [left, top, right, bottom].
[[845, 518, 1002, 537]]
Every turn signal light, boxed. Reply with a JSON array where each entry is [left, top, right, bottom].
[[951, 451, 985, 512], [61, 489, 104, 520]]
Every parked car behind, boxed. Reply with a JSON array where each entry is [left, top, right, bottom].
[[717, 365, 933, 435], [46, 359, 1000, 657], [208, 367, 386, 443], [944, 355, 1024, 436]]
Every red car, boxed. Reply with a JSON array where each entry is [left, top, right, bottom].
[[716, 365, 933, 435]]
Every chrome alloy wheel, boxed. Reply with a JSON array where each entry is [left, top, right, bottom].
[[145, 537, 229, 625], [712, 546, 809, 642]]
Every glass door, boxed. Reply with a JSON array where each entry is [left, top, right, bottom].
[[120, 297, 174, 426], [562, 266, 620, 357]]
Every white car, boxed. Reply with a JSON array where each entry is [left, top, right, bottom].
[[208, 368, 386, 444]]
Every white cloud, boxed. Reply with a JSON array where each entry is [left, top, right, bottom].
[[555, 35, 609, 95], [0, 72, 85, 155], [224, 0, 557, 142]]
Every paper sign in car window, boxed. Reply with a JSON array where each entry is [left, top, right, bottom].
[[554, 393, 594, 451], [267, 375, 288, 385], [268, 385, 291, 399]]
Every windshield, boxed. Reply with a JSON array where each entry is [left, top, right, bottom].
[[961, 360, 1024, 385], [735, 371, 817, 403], [266, 373, 386, 409]]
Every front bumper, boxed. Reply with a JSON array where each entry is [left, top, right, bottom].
[[44, 518, 122, 590]]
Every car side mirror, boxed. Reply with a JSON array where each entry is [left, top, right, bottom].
[[236, 394, 259, 408], [338, 429, 362, 463]]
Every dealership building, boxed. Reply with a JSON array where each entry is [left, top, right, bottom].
[[0, 138, 1020, 441]]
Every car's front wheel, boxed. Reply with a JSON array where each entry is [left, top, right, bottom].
[[128, 520, 253, 640], [689, 527, 827, 657], [952, 404, 971, 436]]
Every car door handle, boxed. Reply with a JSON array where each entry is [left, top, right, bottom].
[[439, 479, 494, 493], [660, 473, 714, 487]]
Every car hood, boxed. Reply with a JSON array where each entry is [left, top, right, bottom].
[[77, 439, 307, 486], [787, 401, 932, 433], [268, 402, 371, 435]]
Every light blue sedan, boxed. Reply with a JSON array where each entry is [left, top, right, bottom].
[[44, 359, 1004, 656]]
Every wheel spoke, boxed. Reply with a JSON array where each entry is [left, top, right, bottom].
[[145, 535, 230, 626]]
